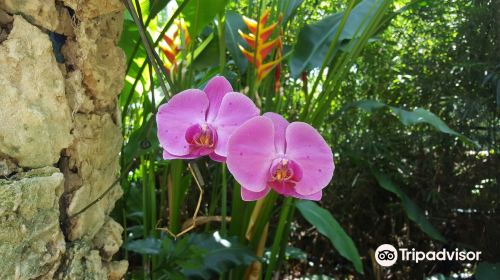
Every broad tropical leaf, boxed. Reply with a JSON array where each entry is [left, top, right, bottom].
[[289, 0, 386, 77], [280, 0, 305, 24], [225, 11, 249, 72], [182, 232, 256, 279], [296, 200, 364, 274], [182, 0, 228, 38], [125, 237, 162, 254]]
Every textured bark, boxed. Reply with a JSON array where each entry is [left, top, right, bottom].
[[0, 0, 127, 279]]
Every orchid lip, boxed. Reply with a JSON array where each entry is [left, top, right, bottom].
[[185, 123, 217, 152], [269, 157, 302, 184]]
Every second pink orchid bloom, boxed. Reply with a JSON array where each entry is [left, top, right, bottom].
[[227, 113, 334, 201]]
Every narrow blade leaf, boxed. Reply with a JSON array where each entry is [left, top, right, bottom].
[[341, 100, 478, 147], [372, 171, 446, 242]]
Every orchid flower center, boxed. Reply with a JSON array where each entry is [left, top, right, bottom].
[[185, 123, 217, 150], [272, 159, 292, 181], [270, 158, 302, 184]]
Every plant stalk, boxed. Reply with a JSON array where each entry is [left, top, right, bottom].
[[221, 163, 228, 237], [264, 197, 294, 280]]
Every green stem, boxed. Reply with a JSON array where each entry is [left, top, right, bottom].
[[229, 182, 245, 237], [249, 192, 278, 249], [264, 197, 294, 280], [141, 156, 149, 237], [217, 13, 226, 73], [169, 160, 183, 234], [221, 163, 228, 237], [125, 0, 169, 97], [275, 205, 296, 274], [301, 0, 356, 120]]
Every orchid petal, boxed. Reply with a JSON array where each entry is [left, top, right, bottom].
[[204, 76, 233, 122], [162, 150, 199, 160], [263, 112, 288, 154], [209, 152, 226, 162], [285, 122, 334, 195], [241, 186, 271, 201], [213, 92, 260, 157], [227, 116, 276, 192], [291, 190, 322, 201], [156, 89, 208, 157]]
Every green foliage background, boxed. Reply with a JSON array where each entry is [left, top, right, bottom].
[[114, 0, 500, 279]]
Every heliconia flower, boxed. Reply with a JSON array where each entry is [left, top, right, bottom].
[[160, 19, 190, 73], [156, 76, 260, 162], [239, 9, 282, 81], [273, 34, 283, 93], [226, 113, 334, 201]]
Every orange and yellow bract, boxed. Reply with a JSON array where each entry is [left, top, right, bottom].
[[239, 10, 282, 82], [160, 19, 190, 73]]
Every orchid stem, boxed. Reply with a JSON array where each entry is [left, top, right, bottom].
[[221, 163, 228, 237], [217, 12, 226, 73], [264, 197, 294, 280]]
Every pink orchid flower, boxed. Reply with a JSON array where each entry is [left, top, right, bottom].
[[226, 112, 334, 201], [156, 76, 260, 162]]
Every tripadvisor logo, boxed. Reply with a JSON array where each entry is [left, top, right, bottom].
[[375, 244, 398, 267], [374, 244, 482, 267]]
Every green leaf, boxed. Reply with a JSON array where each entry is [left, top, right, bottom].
[[224, 11, 248, 72], [290, 0, 384, 77], [476, 262, 500, 280], [182, 0, 228, 38], [347, 99, 386, 112], [342, 100, 478, 147], [372, 171, 446, 242], [119, 18, 147, 66], [295, 200, 363, 274], [157, 237, 206, 279], [289, 12, 342, 77], [279, 0, 305, 24], [148, 0, 170, 20], [122, 118, 159, 165], [182, 232, 256, 279], [192, 33, 220, 70], [391, 107, 456, 135], [125, 237, 162, 255]]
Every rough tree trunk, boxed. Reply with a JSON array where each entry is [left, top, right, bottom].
[[0, 1, 127, 279]]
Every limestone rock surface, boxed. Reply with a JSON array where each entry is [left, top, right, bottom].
[[62, 12, 125, 111], [0, 0, 73, 35], [0, 16, 72, 168], [0, 167, 66, 280], [63, 0, 124, 20], [65, 113, 122, 240], [56, 241, 128, 280], [93, 218, 124, 261]]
